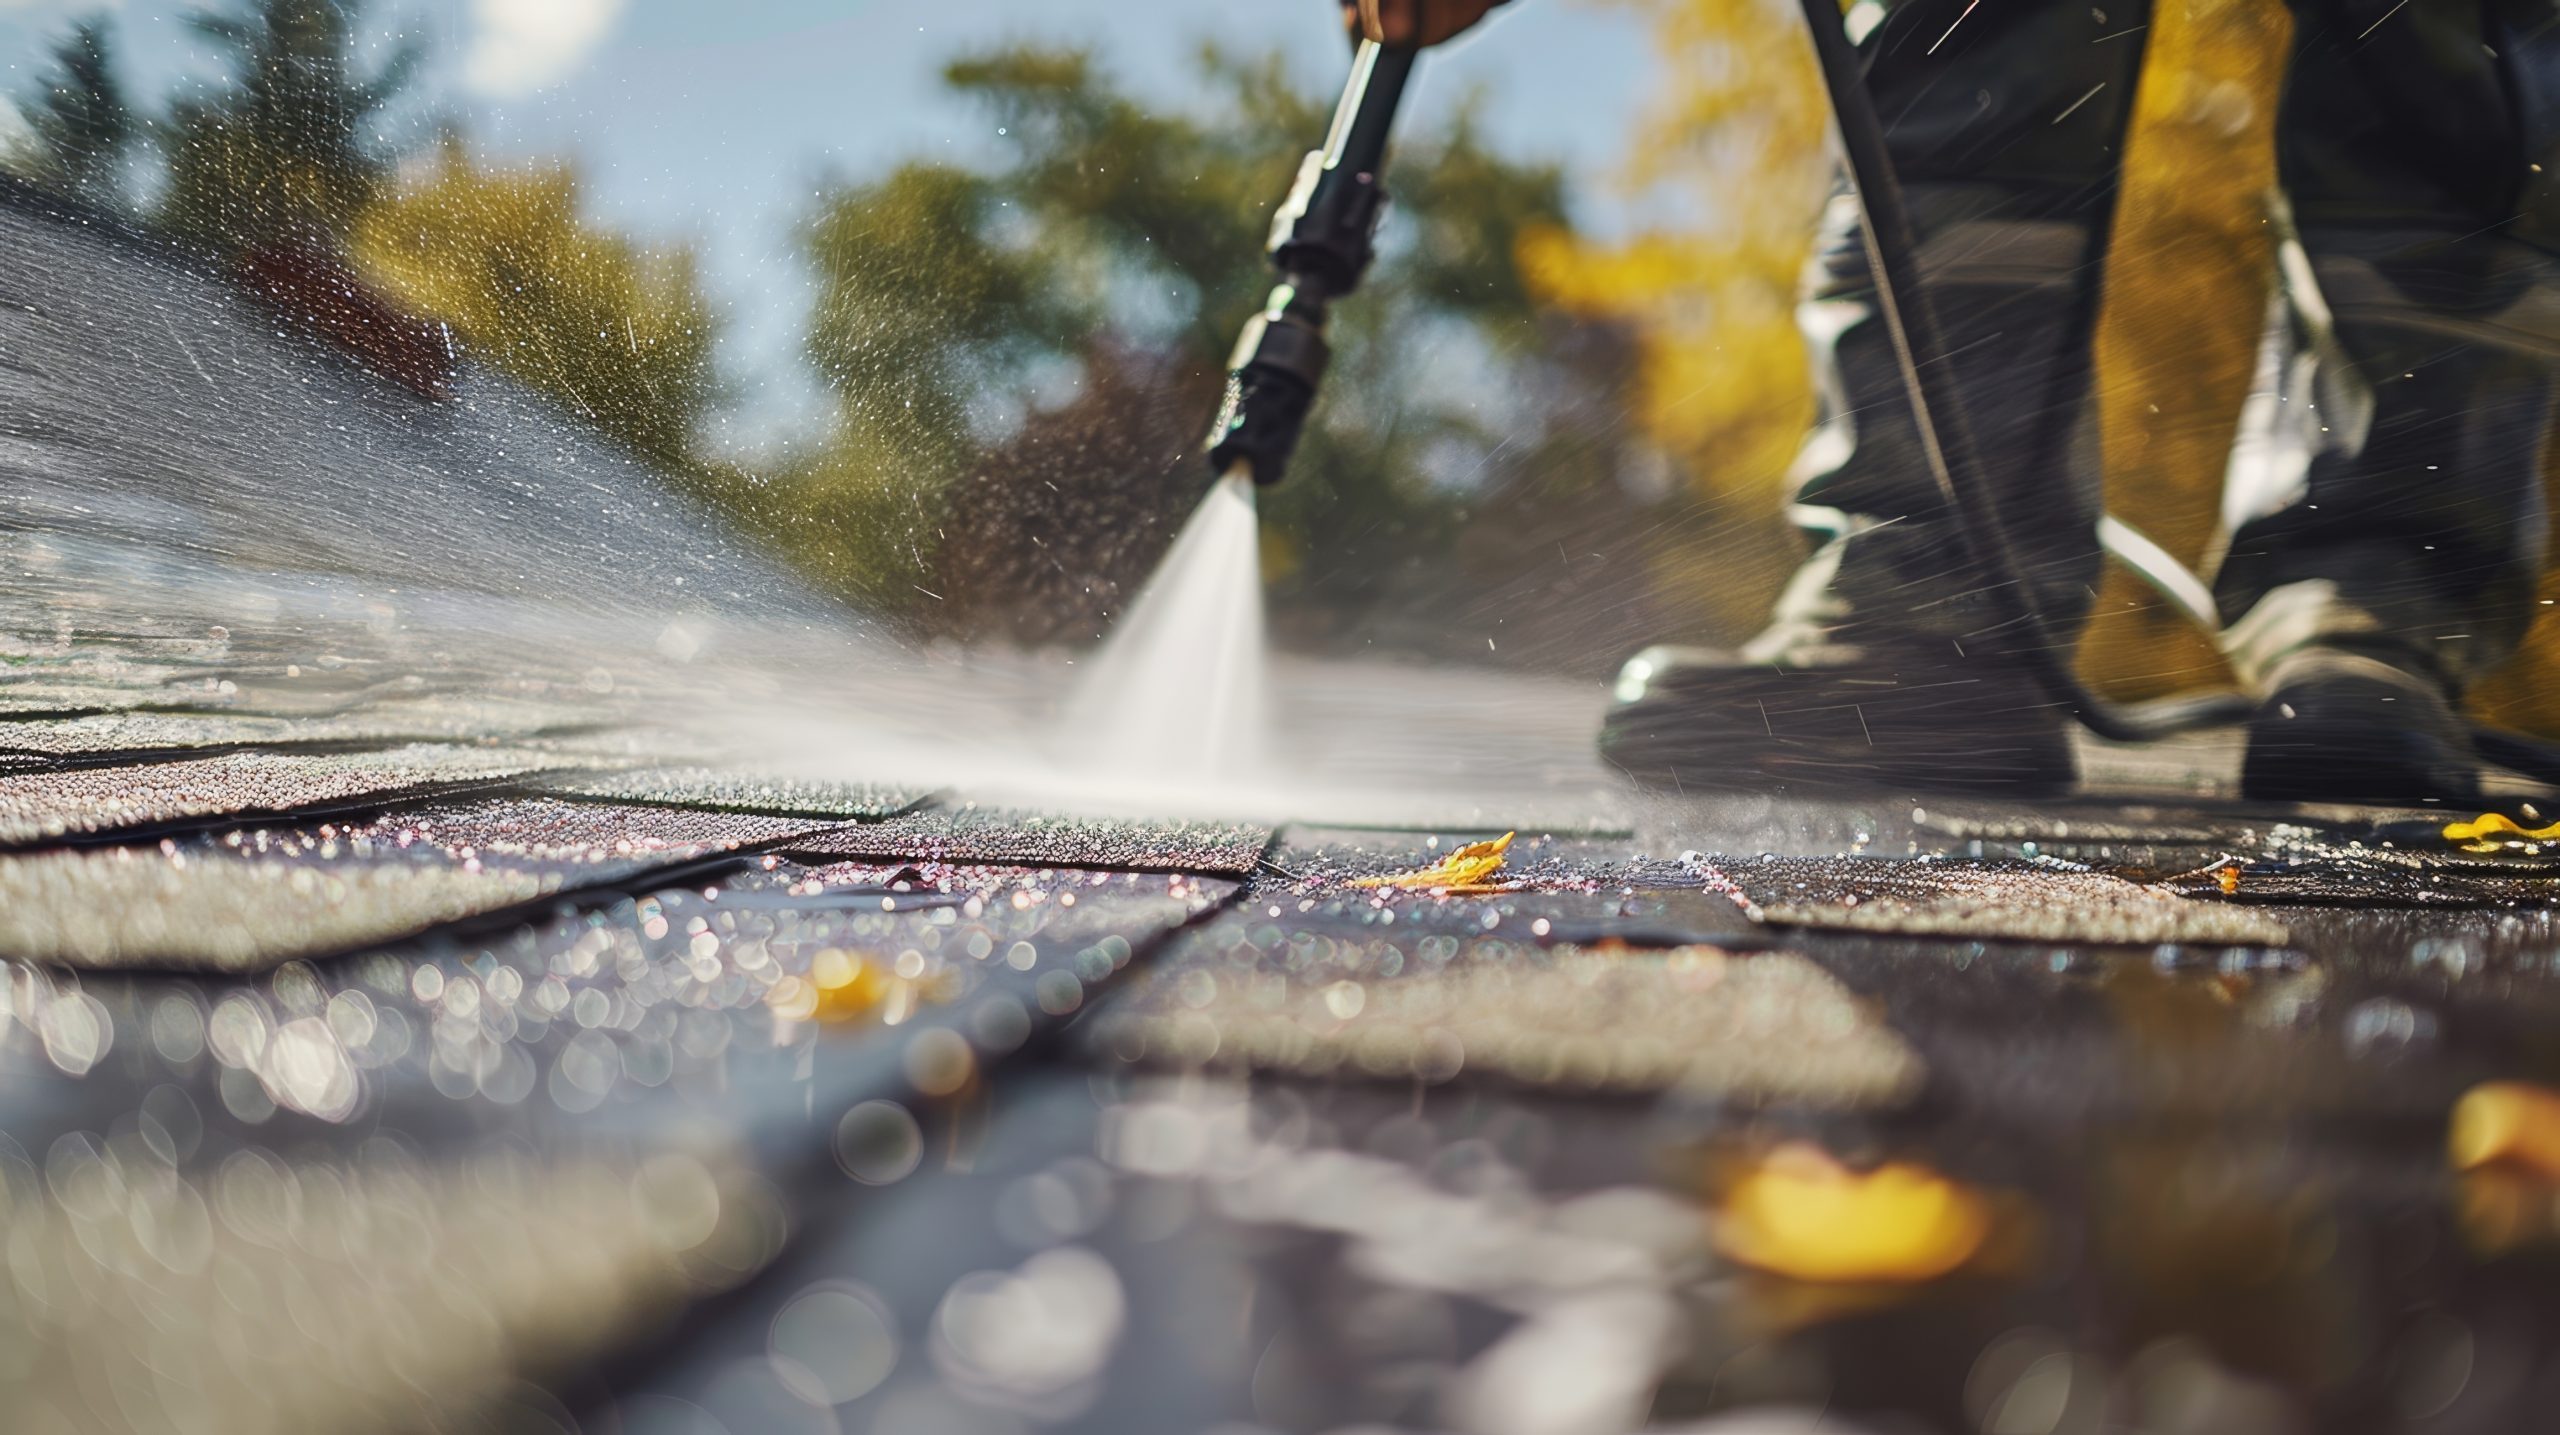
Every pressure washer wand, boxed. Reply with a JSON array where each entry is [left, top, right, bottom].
[[1205, 39, 1417, 486]]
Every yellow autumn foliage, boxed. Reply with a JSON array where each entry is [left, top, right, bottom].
[[1515, 0, 1830, 638], [2075, 0, 2287, 701]]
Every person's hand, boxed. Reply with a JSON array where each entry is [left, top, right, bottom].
[[1340, 0, 1509, 46]]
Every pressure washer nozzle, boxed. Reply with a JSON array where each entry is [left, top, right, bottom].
[[1208, 285, 1328, 486], [1204, 41, 1415, 488]]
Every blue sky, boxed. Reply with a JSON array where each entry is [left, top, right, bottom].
[[0, 0, 1658, 448]]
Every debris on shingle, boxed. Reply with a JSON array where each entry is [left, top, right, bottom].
[[2149, 856, 2560, 910], [1272, 826, 1677, 893]]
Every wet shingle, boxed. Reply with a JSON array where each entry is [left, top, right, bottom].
[[1712, 855, 2291, 947], [0, 710, 302, 756], [794, 805, 1271, 876], [538, 765, 917, 820], [355, 796, 831, 862], [0, 681, 165, 717], [0, 744, 562, 844], [0, 1147, 770, 1435], [2151, 857, 2560, 910], [0, 693, 592, 758], [0, 799, 838, 970], [1270, 825, 1678, 891], [0, 847, 557, 969], [1093, 935, 1920, 1106]]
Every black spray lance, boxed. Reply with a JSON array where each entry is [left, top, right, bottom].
[[1205, 39, 1417, 486], [1067, 42, 1416, 780]]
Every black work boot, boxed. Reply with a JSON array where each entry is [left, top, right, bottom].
[[2219, 573, 2508, 806], [1600, 530, 2079, 797], [1600, 640, 2078, 797], [2241, 646, 2487, 806]]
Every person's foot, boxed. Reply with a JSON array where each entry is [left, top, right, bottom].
[[2242, 646, 2489, 806], [1598, 635, 2077, 797]]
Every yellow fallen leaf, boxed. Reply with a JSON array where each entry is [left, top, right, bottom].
[[2443, 812, 2560, 853], [807, 947, 892, 1024], [1716, 1141, 1991, 1283], [1350, 831, 1515, 893], [2455, 1168, 2558, 1257], [2449, 1080, 2560, 1180]]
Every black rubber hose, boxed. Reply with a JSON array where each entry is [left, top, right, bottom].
[[1793, 0, 2255, 743]]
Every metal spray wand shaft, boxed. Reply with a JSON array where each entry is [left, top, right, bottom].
[[1205, 40, 1417, 486]]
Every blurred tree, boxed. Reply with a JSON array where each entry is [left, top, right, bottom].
[[10, 16, 136, 208], [1515, 0, 1831, 642], [774, 42, 1657, 657], [350, 137, 720, 471], [159, 0, 420, 254], [777, 161, 1075, 604]]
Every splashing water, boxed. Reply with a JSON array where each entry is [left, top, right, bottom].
[[1065, 466, 1272, 782]]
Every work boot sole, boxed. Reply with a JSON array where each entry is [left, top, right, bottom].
[[2242, 654, 2488, 807], [1599, 654, 2078, 799]]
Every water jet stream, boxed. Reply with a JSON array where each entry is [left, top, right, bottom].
[[1065, 465, 1272, 784]]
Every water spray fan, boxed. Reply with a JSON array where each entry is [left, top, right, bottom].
[[1068, 45, 1415, 780], [1205, 39, 1416, 487]]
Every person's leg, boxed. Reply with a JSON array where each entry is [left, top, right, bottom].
[[2217, 0, 2560, 802], [1603, 0, 2151, 795]]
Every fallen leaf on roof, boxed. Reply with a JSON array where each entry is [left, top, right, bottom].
[[1348, 832, 1514, 894], [1715, 1142, 1990, 1283], [2449, 1080, 2560, 1180], [2443, 812, 2560, 853], [2452, 1081, 2560, 1255], [768, 947, 893, 1025]]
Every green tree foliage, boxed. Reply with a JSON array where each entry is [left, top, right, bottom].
[[350, 138, 719, 471], [767, 43, 1649, 647], [12, 16, 135, 206], [773, 163, 1075, 599], [158, 0, 420, 254]]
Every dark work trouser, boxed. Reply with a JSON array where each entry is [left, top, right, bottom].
[[1796, 0, 2560, 691]]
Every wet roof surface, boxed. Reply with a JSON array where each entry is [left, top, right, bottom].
[[9, 184, 2560, 1434], [2, 692, 2554, 1433], [0, 743, 568, 845], [792, 805, 1273, 876]]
